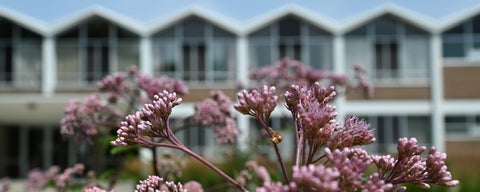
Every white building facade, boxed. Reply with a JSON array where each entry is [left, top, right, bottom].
[[1, 4, 480, 178]]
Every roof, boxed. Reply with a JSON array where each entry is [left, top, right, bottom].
[[147, 6, 241, 36], [51, 5, 145, 36], [0, 6, 47, 35], [440, 3, 480, 32], [340, 3, 437, 34], [243, 4, 338, 35]]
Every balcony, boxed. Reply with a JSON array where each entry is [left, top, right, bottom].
[[153, 38, 236, 86], [0, 40, 42, 91], [56, 38, 139, 90]]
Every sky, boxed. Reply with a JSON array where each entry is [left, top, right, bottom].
[[0, 0, 479, 24]]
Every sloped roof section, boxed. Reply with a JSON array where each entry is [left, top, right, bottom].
[[0, 6, 47, 35], [51, 5, 145, 36], [147, 6, 241, 35], [244, 4, 338, 35], [340, 3, 436, 34], [440, 4, 480, 32]]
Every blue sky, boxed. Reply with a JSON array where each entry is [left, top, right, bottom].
[[0, 0, 479, 23]]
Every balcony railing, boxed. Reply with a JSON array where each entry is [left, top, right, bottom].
[[56, 38, 139, 89], [56, 71, 109, 88], [373, 68, 429, 84], [153, 38, 237, 85], [0, 71, 41, 89]]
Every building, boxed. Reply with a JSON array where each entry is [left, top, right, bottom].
[[1, 3, 480, 178]]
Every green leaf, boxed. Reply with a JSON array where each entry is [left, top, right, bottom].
[[110, 146, 139, 155], [101, 136, 117, 148]]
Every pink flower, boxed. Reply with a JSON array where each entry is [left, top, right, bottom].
[[111, 91, 182, 147], [291, 164, 340, 191], [83, 186, 116, 192], [135, 175, 186, 192], [426, 147, 459, 187], [325, 148, 371, 190], [136, 73, 188, 101], [0, 177, 10, 192], [250, 58, 350, 93], [329, 116, 375, 149], [97, 72, 128, 102], [194, 90, 238, 144], [362, 173, 393, 192], [184, 181, 203, 192], [234, 86, 278, 120]]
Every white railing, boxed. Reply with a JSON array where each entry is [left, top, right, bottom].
[[373, 68, 429, 84], [56, 71, 108, 88], [0, 71, 41, 88], [153, 38, 237, 85]]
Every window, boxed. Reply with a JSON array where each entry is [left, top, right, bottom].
[[360, 115, 431, 153], [345, 15, 429, 83], [0, 125, 76, 178], [375, 41, 398, 79], [0, 21, 42, 88], [86, 42, 109, 82], [0, 43, 12, 84], [153, 16, 236, 84], [442, 14, 480, 59], [56, 17, 139, 87], [182, 44, 206, 81], [445, 115, 480, 135], [249, 16, 333, 70]]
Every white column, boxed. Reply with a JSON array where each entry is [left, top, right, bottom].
[[236, 35, 249, 151], [430, 33, 445, 152], [42, 36, 56, 97], [236, 35, 248, 86], [109, 24, 118, 72], [140, 36, 153, 76], [333, 34, 346, 122]]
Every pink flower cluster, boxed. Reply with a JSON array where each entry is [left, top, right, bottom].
[[83, 186, 115, 192], [61, 66, 189, 144], [111, 91, 182, 147], [194, 90, 238, 144], [25, 163, 60, 191], [0, 177, 10, 192], [24, 164, 95, 192], [136, 73, 188, 101], [60, 94, 119, 143], [232, 83, 457, 191], [369, 138, 460, 189], [248, 140, 458, 191], [291, 164, 340, 191], [135, 175, 203, 192], [250, 58, 349, 92], [250, 58, 374, 98], [235, 86, 278, 122], [97, 72, 128, 103]]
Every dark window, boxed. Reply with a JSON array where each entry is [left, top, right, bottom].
[[27, 128, 44, 170], [183, 17, 205, 38], [279, 44, 301, 60], [0, 44, 13, 83], [347, 26, 367, 36], [53, 129, 70, 168], [375, 16, 397, 35], [86, 43, 109, 82], [375, 41, 398, 79], [182, 44, 206, 81], [279, 17, 300, 37], [445, 24, 464, 34], [443, 42, 465, 57], [1, 126, 20, 178]]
